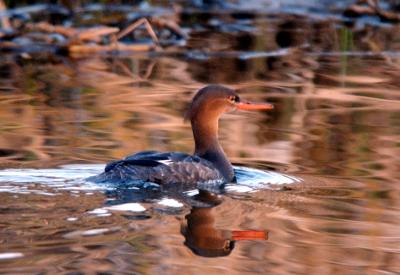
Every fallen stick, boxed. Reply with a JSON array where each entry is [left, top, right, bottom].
[[377, 9, 400, 22], [26, 22, 76, 38], [150, 17, 187, 39], [343, 4, 376, 17], [26, 22, 120, 42], [0, 40, 155, 55], [68, 42, 154, 54], [0, 0, 11, 30], [75, 26, 120, 42], [344, 0, 400, 22], [116, 18, 159, 44], [0, 41, 20, 50]]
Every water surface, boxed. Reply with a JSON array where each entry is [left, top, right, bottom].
[[1, 2, 400, 274]]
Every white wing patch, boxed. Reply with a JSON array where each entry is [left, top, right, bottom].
[[158, 159, 174, 166]]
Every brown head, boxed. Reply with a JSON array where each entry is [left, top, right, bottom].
[[185, 85, 273, 182], [185, 85, 273, 122]]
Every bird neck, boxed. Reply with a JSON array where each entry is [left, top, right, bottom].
[[191, 116, 234, 182]]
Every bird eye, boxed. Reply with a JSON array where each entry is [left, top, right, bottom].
[[228, 96, 236, 103], [223, 240, 231, 251]]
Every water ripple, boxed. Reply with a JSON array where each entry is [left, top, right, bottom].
[[0, 164, 302, 194]]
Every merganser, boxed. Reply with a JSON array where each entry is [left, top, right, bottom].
[[88, 85, 273, 185]]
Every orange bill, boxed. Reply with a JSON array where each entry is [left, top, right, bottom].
[[236, 101, 274, 111], [231, 230, 268, 241]]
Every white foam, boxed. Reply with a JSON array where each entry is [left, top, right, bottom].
[[95, 213, 112, 217], [0, 164, 303, 198], [81, 228, 110, 236], [225, 184, 254, 193], [158, 198, 183, 208], [61, 164, 104, 170], [220, 166, 304, 193], [65, 226, 121, 238], [234, 166, 301, 185], [104, 203, 146, 212], [0, 164, 108, 196], [87, 208, 109, 215], [0, 252, 24, 260], [33, 191, 57, 196]]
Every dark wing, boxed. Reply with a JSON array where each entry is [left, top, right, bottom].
[[88, 151, 225, 186]]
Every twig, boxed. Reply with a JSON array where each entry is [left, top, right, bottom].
[[75, 26, 120, 42], [0, 0, 11, 30], [26, 22, 120, 42], [26, 22, 75, 37], [150, 17, 187, 39], [0, 41, 20, 50], [68, 43, 154, 54], [112, 60, 137, 78], [141, 60, 157, 79], [343, 4, 376, 17], [345, 0, 400, 22], [116, 18, 159, 44], [377, 9, 400, 22]]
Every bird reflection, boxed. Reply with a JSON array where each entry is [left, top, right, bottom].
[[181, 190, 268, 257], [104, 186, 268, 258]]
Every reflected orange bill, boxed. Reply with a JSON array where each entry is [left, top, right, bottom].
[[231, 230, 268, 241]]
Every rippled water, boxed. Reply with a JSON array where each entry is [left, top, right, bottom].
[[1, 1, 400, 274]]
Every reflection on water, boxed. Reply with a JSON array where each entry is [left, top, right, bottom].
[[1, 2, 400, 274], [181, 190, 268, 258]]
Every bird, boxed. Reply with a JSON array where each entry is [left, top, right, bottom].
[[181, 190, 268, 257], [87, 84, 273, 186]]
